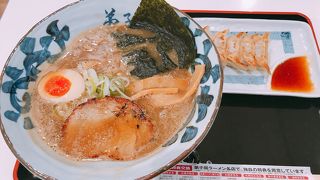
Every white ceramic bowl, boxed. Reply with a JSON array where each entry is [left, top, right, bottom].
[[0, 0, 223, 179]]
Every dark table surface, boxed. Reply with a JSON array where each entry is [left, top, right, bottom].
[[194, 94, 320, 174]]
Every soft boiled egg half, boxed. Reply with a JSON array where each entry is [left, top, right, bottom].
[[37, 69, 85, 103]]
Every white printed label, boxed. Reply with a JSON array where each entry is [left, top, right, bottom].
[[156, 163, 313, 180]]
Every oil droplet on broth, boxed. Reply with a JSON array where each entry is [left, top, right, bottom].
[[29, 24, 195, 161], [271, 56, 313, 92]]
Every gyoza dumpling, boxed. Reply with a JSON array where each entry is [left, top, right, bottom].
[[204, 27, 228, 66], [212, 29, 229, 65], [226, 32, 247, 70], [204, 27, 270, 73], [253, 32, 270, 73], [239, 33, 256, 70]]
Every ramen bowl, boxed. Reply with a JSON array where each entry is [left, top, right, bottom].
[[0, 0, 223, 179]]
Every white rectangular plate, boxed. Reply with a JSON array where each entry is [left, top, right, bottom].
[[195, 17, 320, 97]]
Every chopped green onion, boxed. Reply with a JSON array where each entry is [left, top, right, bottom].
[[103, 77, 110, 96], [87, 68, 99, 84], [80, 68, 130, 99]]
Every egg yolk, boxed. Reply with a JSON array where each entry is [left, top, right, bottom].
[[44, 75, 71, 97]]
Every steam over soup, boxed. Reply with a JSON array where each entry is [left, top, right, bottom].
[[29, 24, 204, 160]]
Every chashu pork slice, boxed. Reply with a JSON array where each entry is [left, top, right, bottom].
[[60, 96, 153, 160]]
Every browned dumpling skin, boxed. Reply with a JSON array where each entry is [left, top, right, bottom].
[[204, 27, 270, 73], [60, 97, 154, 160]]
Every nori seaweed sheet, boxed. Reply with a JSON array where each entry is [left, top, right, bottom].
[[130, 0, 196, 69], [124, 49, 160, 79], [112, 33, 146, 48], [113, 26, 180, 78]]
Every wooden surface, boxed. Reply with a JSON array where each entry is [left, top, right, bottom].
[[0, 0, 8, 17]]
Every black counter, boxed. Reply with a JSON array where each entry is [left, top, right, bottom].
[[194, 94, 320, 174]]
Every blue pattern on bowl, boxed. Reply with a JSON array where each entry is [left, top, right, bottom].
[[181, 126, 198, 143], [1, 20, 70, 129], [104, 8, 131, 25], [196, 85, 214, 123], [193, 28, 203, 37]]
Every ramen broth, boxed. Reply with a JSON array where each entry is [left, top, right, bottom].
[[29, 24, 196, 160]]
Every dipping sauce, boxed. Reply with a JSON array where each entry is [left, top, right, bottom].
[[271, 56, 313, 92]]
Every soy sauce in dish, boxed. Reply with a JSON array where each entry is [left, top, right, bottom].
[[271, 56, 313, 92]]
